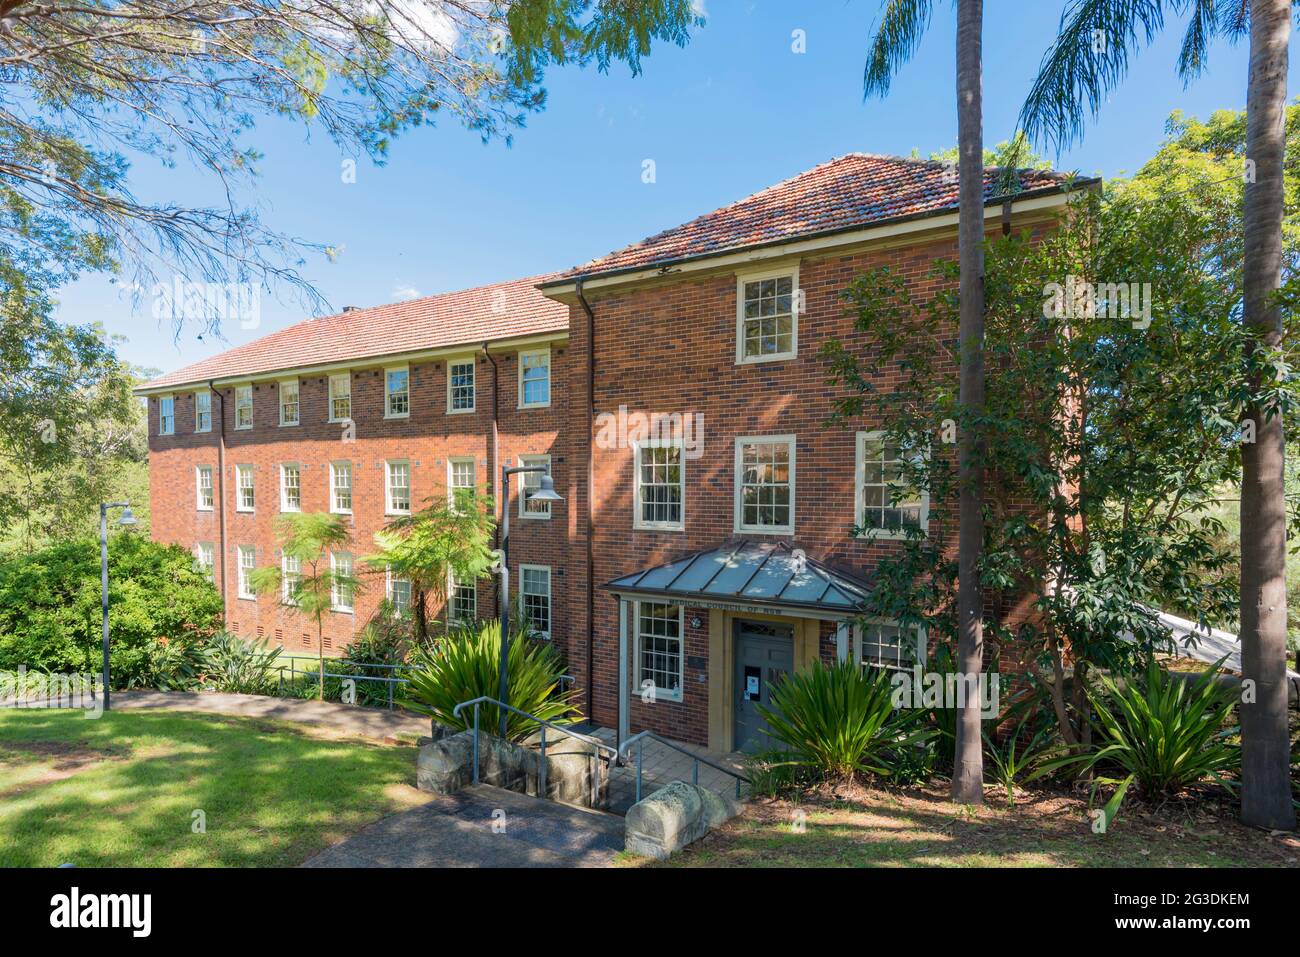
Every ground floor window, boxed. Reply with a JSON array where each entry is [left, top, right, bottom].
[[450, 578, 477, 624], [520, 565, 550, 637], [194, 542, 214, 581], [237, 545, 255, 600], [331, 552, 354, 612], [387, 569, 411, 618], [853, 620, 924, 672], [282, 554, 301, 604], [635, 601, 683, 701]]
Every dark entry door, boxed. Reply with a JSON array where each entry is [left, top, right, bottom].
[[733, 620, 795, 752]]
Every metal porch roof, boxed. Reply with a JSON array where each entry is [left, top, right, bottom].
[[601, 541, 871, 615]]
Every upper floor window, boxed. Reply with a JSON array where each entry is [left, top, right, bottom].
[[158, 395, 174, 435], [329, 373, 352, 422], [194, 542, 215, 581], [386, 460, 411, 515], [855, 431, 928, 538], [448, 457, 476, 511], [236, 464, 255, 511], [237, 545, 256, 600], [737, 269, 798, 363], [234, 385, 253, 430], [734, 435, 795, 535], [280, 463, 301, 512], [634, 441, 684, 531], [447, 358, 475, 413], [330, 461, 353, 514], [195, 465, 214, 511], [331, 552, 354, 612], [519, 349, 550, 408], [520, 565, 551, 638], [194, 390, 212, 432], [635, 600, 683, 701], [519, 454, 551, 519], [385, 366, 409, 418], [279, 379, 300, 426], [853, 621, 925, 673]]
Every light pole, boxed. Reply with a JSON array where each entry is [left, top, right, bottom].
[[497, 464, 562, 736], [99, 501, 137, 711]]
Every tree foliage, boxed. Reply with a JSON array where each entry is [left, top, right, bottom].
[[0, 534, 222, 686]]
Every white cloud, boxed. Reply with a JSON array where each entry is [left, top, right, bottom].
[[392, 284, 421, 300]]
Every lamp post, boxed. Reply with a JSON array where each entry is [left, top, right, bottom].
[[497, 465, 562, 736], [99, 501, 137, 711]]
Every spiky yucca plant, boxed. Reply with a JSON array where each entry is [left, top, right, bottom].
[[757, 660, 930, 782], [399, 619, 578, 742]]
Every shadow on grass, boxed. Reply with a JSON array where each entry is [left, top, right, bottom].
[[0, 709, 420, 867]]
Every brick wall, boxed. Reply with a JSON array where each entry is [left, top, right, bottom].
[[147, 343, 570, 654]]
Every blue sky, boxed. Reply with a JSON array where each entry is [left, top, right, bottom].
[[56, 0, 1300, 377]]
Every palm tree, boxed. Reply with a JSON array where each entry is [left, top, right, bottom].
[[864, 0, 987, 804], [1018, 0, 1295, 832], [249, 512, 357, 701]]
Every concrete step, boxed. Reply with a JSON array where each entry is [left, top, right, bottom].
[[303, 783, 624, 868]]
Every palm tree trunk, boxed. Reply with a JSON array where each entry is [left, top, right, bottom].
[[950, 0, 985, 805], [1239, 0, 1295, 832]]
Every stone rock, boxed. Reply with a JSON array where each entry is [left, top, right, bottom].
[[624, 781, 741, 860], [416, 730, 476, 794]]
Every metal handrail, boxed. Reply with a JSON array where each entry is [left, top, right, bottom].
[[275, 658, 409, 710], [452, 695, 619, 806], [617, 730, 749, 803]]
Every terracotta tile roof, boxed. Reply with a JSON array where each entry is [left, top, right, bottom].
[[140, 274, 568, 391], [546, 153, 1077, 282]]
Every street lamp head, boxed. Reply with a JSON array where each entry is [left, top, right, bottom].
[[527, 473, 563, 503], [117, 505, 137, 526]]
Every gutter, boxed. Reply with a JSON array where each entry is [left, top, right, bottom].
[[575, 279, 597, 720], [209, 380, 228, 611]]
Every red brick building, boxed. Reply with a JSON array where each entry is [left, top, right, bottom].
[[140, 154, 1091, 749]]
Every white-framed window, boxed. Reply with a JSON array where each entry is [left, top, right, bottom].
[[237, 545, 256, 600], [386, 568, 412, 618], [633, 440, 684, 531], [158, 395, 174, 436], [520, 564, 551, 638], [234, 385, 253, 430], [447, 358, 476, 413], [194, 390, 212, 432], [279, 378, 300, 426], [519, 348, 551, 408], [236, 464, 255, 512], [736, 268, 798, 363], [853, 620, 926, 673], [331, 552, 354, 612], [330, 461, 353, 514], [734, 435, 795, 534], [448, 457, 476, 510], [519, 454, 551, 519], [280, 463, 301, 512], [385, 366, 410, 418], [329, 373, 352, 422], [386, 460, 411, 515], [635, 600, 683, 701], [194, 542, 214, 581], [195, 465, 214, 511], [855, 431, 929, 537], [450, 577, 477, 624], [282, 554, 301, 605]]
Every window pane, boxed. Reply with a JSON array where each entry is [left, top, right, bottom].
[[449, 360, 475, 411], [520, 457, 551, 517], [521, 352, 550, 406], [387, 462, 410, 513], [638, 445, 682, 526], [386, 369, 409, 415], [332, 462, 352, 512], [738, 440, 792, 529], [637, 602, 681, 697], [521, 567, 550, 636], [742, 274, 796, 359]]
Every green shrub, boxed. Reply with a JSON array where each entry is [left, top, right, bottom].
[[195, 632, 283, 695], [1034, 658, 1240, 826], [400, 619, 578, 742], [757, 660, 931, 782], [0, 535, 222, 687], [338, 609, 414, 707]]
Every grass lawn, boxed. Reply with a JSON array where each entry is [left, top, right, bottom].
[[630, 785, 1300, 868], [0, 708, 424, 867]]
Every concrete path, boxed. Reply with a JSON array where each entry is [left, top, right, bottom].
[[302, 784, 624, 868], [587, 726, 749, 814], [113, 690, 430, 741]]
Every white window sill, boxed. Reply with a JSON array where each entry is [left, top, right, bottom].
[[520, 512, 552, 520], [634, 523, 685, 533], [331, 509, 353, 516], [197, 506, 214, 512], [735, 525, 794, 536], [857, 529, 928, 541], [331, 607, 354, 615], [736, 351, 797, 366], [384, 412, 410, 420], [234, 425, 252, 431], [236, 507, 254, 514], [278, 421, 299, 428], [237, 594, 256, 602], [519, 401, 551, 410], [447, 406, 476, 415]]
